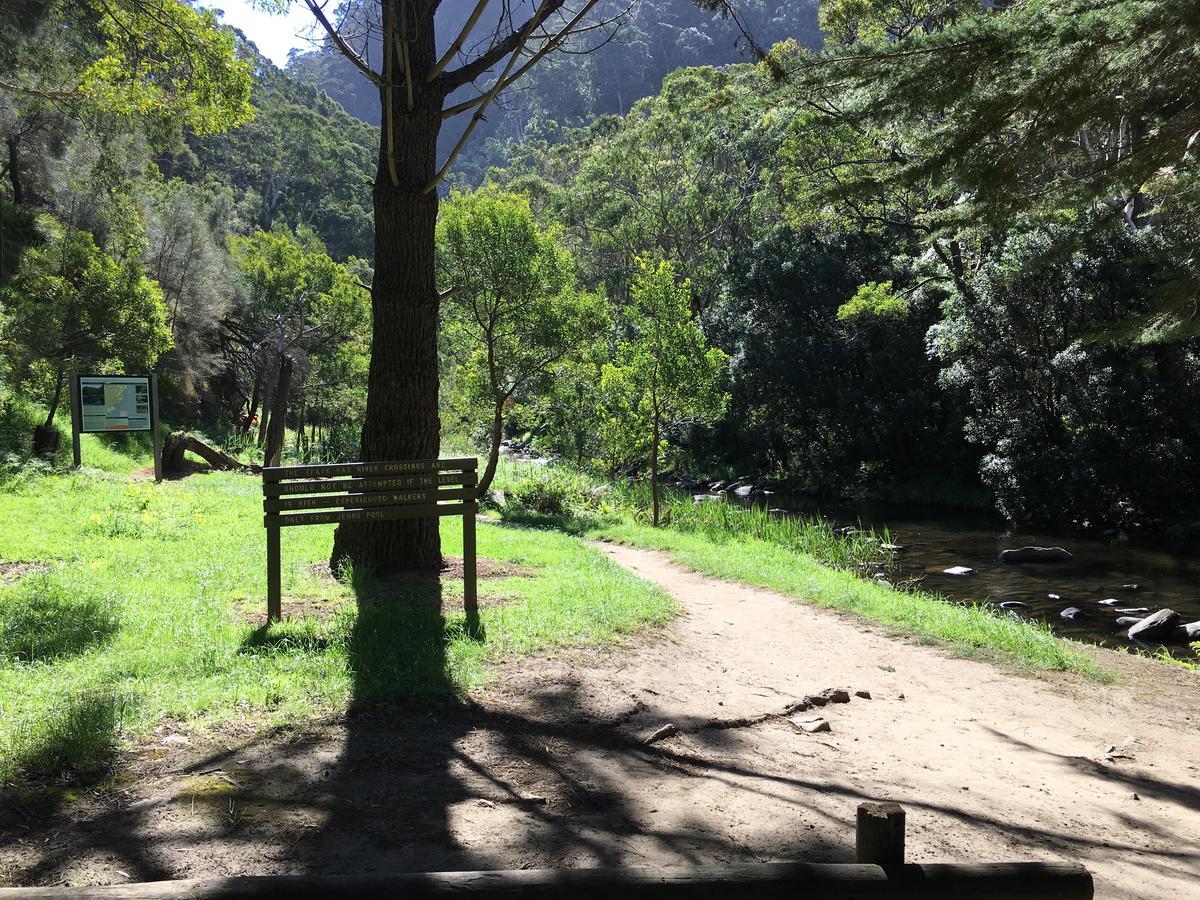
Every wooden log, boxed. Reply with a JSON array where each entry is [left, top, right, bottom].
[[163, 433, 252, 474], [857, 802, 905, 864], [0, 862, 1094, 899]]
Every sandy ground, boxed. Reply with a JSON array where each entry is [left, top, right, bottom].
[[2, 542, 1198, 897]]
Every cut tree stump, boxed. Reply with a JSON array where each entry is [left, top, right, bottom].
[[162, 432, 256, 475]]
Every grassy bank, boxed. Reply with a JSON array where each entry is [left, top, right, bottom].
[[492, 460, 1112, 682], [0, 462, 673, 784]]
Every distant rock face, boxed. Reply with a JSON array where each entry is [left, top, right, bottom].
[[1128, 609, 1181, 641], [1000, 546, 1073, 564]]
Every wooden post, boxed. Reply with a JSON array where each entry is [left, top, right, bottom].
[[266, 519, 281, 624], [856, 801, 905, 864], [463, 487, 478, 620], [150, 374, 163, 483], [69, 373, 81, 469]]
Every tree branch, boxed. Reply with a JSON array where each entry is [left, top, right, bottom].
[[302, 0, 383, 87], [438, 0, 568, 91], [443, 0, 604, 119], [427, 0, 490, 83]]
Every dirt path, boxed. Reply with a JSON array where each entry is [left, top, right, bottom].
[[3, 543, 1198, 896]]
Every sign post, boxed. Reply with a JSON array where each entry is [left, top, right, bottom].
[[71, 373, 162, 480], [261, 458, 479, 623]]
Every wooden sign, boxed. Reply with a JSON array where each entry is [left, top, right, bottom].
[[261, 458, 478, 622]]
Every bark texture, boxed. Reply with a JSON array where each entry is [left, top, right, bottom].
[[331, 9, 446, 575]]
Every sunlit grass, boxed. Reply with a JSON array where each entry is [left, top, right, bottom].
[[0, 464, 673, 783]]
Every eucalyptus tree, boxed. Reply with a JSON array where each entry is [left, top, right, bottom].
[[604, 257, 727, 526], [437, 188, 607, 494], [265, 0, 750, 573]]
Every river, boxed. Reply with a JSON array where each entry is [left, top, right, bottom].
[[761, 496, 1200, 657]]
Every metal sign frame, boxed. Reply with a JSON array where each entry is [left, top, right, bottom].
[[261, 458, 479, 622], [69, 373, 162, 481]]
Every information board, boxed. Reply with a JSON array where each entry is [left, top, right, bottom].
[[78, 375, 153, 433]]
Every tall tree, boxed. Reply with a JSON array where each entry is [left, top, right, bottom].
[[437, 188, 606, 495], [271, 0, 741, 574], [605, 256, 727, 526]]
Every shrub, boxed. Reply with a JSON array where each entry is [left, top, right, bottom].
[[509, 470, 589, 515]]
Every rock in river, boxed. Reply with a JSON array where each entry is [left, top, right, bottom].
[[1115, 616, 1145, 627], [1000, 601, 1029, 610], [1000, 546, 1073, 564], [941, 565, 974, 576], [1099, 598, 1120, 606], [1060, 607, 1084, 620], [1128, 609, 1181, 641], [1174, 621, 1200, 642]]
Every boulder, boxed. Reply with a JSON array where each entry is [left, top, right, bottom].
[[1121, 584, 1142, 592], [732, 485, 754, 498], [1047, 593, 1063, 601], [1115, 616, 1145, 627], [1128, 609, 1181, 641], [1000, 601, 1029, 610], [1000, 546, 1073, 564], [942, 566, 973, 576], [1098, 598, 1119, 606], [1172, 621, 1200, 643], [1060, 607, 1084, 620], [692, 494, 722, 504], [1116, 607, 1149, 615]]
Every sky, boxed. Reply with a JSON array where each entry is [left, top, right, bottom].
[[202, 1, 318, 67]]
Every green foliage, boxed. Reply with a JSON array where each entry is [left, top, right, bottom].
[[438, 188, 609, 489], [837, 281, 909, 323], [5, 1, 252, 135], [0, 217, 172, 425]]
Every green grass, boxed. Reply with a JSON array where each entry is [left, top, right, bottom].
[[492, 460, 1113, 682], [0, 464, 674, 783]]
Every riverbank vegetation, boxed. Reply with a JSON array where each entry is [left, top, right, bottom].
[[490, 460, 1113, 681]]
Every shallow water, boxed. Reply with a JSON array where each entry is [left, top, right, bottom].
[[764, 496, 1200, 655]]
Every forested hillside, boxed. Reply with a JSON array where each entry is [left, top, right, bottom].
[[287, 0, 822, 182], [3, 0, 1200, 540], [1, 0, 375, 452]]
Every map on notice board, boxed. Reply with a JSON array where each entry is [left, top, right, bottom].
[[79, 375, 152, 433]]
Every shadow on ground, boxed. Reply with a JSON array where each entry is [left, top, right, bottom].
[[3, 566, 1200, 889]]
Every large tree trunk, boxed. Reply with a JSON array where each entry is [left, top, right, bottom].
[[331, 10, 445, 576], [263, 354, 294, 468]]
